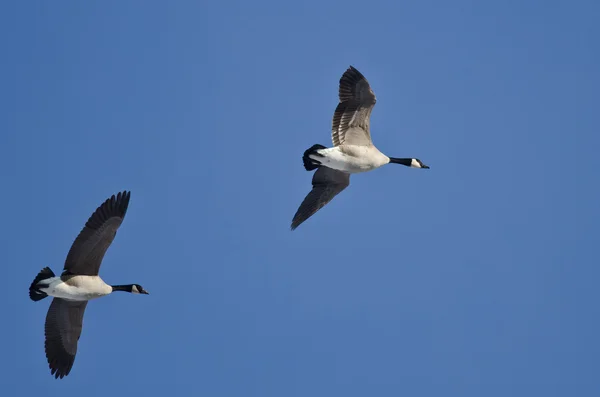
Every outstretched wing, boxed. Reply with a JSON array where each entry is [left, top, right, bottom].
[[291, 167, 350, 230], [44, 298, 88, 379], [63, 191, 131, 276], [331, 66, 377, 147]]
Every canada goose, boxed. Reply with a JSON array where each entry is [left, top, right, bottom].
[[291, 66, 429, 230], [29, 191, 148, 379]]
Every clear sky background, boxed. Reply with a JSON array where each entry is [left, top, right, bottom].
[[1, 0, 599, 395]]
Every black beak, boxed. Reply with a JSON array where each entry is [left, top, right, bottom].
[[422, 165, 430, 169], [141, 290, 149, 295]]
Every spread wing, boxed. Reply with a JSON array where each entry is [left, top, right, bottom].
[[331, 66, 377, 147], [63, 191, 131, 276], [291, 167, 350, 230], [44, 298, 88, 379]]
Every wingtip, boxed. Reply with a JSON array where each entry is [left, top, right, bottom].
[[107, 190, 131, 205], [343, 65, 363, 78], [338, 66, 371, 103], [115, 190, 131, 202], [114, 190, 131, 213], [84, 190, 132, 229], [290, 215, 306, 231], [290, 218, 299, 231]]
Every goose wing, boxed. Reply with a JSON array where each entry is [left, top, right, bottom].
[[291, 167, 350, 230], [44, 298, 88, 379], [331, 66, 377, 147], [63, 191, 131, 276]]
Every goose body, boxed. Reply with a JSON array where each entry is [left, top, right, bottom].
[[36, 276, 113, 301], [29, 191, 149, 379], [291, 66, 430, 230], [309, 145, 390, 174]]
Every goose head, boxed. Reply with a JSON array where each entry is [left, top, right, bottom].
[[111, 284, 150, 294], [131, 284, 149, 294], [410, 158, 430, 169], [388, 157, 430, 169]]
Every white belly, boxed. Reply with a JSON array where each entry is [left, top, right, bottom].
[[39, 276, 113, 301], [311, 146, 389, 174]]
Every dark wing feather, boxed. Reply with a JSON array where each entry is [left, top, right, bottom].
[[63, 191, 131, 276], [331, 66, 377, 147], [291, 167, 350, 230], [44, 299, 88, 379]]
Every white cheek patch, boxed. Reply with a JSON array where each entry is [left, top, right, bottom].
[[410, 158, 422, 168], [131, 285, 139, 294]]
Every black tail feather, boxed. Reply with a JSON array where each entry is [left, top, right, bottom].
[[29, 267, 55, 302], [302, 144, 327, 171]]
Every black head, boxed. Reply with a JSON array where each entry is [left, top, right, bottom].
[[411, 158, 430, 169], [111, 284, 150, 294], [131, 284, 149, 295], [388, 157, 430, 169]]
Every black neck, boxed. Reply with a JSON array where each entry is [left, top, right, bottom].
[[388, 157, 412, 167], [111, 284, 134, 292]]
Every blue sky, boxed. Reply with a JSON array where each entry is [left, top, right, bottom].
[[2, 0, 599, 395]]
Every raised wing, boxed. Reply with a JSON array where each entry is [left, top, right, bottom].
[[291, 167, 350, 230], [331, 66, 377, 147], [44, 298, 88, 379], [63, 191, 131, 276]]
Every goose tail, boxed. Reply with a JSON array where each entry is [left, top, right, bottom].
[[29, 267, 55, 302], [302, 144, 327, 171]]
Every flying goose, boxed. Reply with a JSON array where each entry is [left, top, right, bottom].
[[291, 66, 430, 230], [29, 191, 149, 379]]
